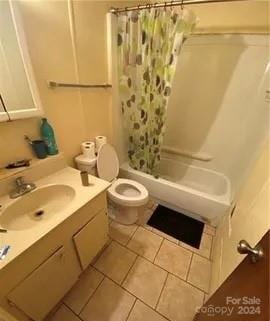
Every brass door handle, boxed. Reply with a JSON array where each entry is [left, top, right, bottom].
[[237, 240, 264, 263]]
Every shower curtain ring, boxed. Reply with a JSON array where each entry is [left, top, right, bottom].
[[181, 0, 184, 10]]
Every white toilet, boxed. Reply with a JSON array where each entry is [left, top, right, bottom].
[[76, 143, 149, 225]]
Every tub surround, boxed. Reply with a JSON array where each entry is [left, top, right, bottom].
[[0, 155, 110, 321]]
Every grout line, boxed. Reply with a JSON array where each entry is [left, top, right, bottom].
[[138, 299, 172, 321], [121, 254, 139, 286], [101, 227, 212, 290], [111, 237, 203, 285], [109, 222, 139, 246], [89, 266, 207, 321], [77, 275, 105, 317], [186, 252, 194, 281], [77, 271, 105, 315], [137, 298, 172, 321], [90, 267, 169, 315], [90, 270, 152, 309], [150, 226, 179, 244], [60, 211, 212, 321], [154, 271, 169, 310], [153, 237, 164, 264], [141, 224, 211, 261], [63, 303, 84, 321], [178, 236, 212, 261], [96, 237, 207, 297], [112, 237, 163, 266], [125, 298, 137, 321], [91, 226, 210, 307], [125, 224, 139, 246], [62, 301, 78, 317], [185, 279, 208, 295]]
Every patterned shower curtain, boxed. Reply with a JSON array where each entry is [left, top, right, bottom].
[[117, 7, 196, 176]]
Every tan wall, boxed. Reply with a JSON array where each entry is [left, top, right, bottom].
[[190, 0, 270, 33], [0, 0, 137, 168], [0, 0, 269, 168]]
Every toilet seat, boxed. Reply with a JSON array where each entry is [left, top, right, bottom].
[[97, 144, 149, 208], [108, 178, 148, 207]]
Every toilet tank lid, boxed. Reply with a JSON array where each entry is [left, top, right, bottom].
[[97, 143, 119, 182], [75, 154, 97, 166]]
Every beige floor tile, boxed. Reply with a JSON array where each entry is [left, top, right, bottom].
[[64, 267, 104, 314], [80, 278, 135, 321], [180, 233, 212, 259], [146, 198, 156, 209], [109, 221, 138, 245], [127, 227, 163, 261], [188, 254, 211, 293], [152, 228, 179, 244], [127, 300, 167, 321], [94, 241, 137, 284], [154, 240, 192, 279], [157, 274, 204, 321], [204, 224, 216, 236], [49, 305, 80, 321], [123, 257, 167, 308]]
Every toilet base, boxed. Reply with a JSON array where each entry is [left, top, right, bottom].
[[117, 206, 140, 225], [108, 200, 144, 225]]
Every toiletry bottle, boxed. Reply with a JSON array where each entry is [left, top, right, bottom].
[[40, 118, 58, 155]]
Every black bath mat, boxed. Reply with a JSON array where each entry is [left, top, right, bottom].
[[147, 205, 204, 249]]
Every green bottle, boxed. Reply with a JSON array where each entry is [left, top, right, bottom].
[[40, 118, 58, 155]]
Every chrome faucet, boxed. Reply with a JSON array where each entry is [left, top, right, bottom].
[[9, 176, 36, 199]]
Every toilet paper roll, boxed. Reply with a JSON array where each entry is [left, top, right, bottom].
[[81, 141, 95, 159], [95, 136, 107, 152]]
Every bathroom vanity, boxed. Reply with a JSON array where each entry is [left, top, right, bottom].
[[0, 155, 110, 321]]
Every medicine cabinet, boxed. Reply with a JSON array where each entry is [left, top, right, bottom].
[[0, 0, 43, 122]]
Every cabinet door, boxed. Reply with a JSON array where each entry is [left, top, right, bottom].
[[73, 211, 108, 270], [7, 244, 80, 321]]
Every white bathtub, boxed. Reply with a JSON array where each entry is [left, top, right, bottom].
[[120, 157, 232, 224]]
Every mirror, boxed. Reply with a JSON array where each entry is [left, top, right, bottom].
[[0, 1, 43, 121]]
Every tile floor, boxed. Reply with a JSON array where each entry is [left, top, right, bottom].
[[50, 200, 215, 321]]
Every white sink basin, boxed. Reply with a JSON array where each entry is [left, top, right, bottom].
[[0, 185, 75, 231]]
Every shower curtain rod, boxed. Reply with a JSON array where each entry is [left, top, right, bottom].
[[110, 0, 248, 14]]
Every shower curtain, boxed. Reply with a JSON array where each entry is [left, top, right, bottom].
[[117, 7, 196, 175]]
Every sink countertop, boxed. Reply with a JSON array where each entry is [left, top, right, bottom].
[[0, 166, 110, 270]]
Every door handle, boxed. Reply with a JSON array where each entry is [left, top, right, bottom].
[[237, 240, 264, 263]]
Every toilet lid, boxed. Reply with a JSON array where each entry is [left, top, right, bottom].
[[97, 143, 119, 181]]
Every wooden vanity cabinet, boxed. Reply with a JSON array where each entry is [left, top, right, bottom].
[[0, 191, 109, 321], [7, 243, 80, 321]]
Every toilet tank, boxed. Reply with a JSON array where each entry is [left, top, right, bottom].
[[75, 155, 97, 176]]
